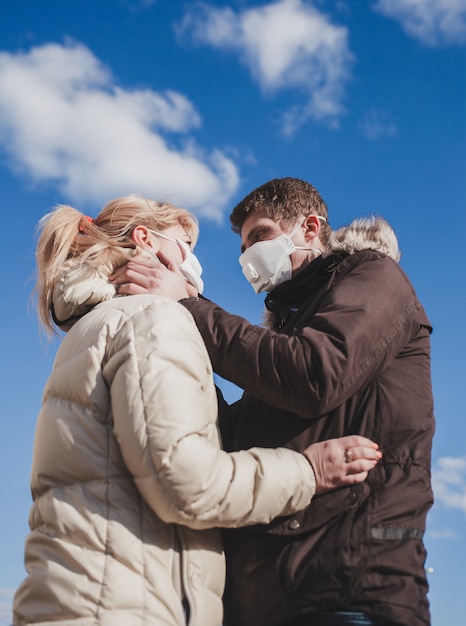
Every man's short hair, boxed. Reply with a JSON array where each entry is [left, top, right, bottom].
[[230, 177, 331, 244]]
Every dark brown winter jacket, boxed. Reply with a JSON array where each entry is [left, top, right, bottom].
[[182, 249, 434, 626]]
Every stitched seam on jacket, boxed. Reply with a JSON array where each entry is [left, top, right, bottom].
[[95, 403, 112, 620], [341, 298, 416, 399]]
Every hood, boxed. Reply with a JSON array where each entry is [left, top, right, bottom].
[[51, 259, 117, 331]]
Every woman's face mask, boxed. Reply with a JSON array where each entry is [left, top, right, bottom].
[[149, 229, 204, 294], [239, 218, 324, 294]]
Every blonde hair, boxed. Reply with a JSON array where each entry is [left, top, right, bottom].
[[330, 216, 401, 262], [35, 195, 199, 334]]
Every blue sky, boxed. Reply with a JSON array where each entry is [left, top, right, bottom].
[[0, 0, 465, 623]]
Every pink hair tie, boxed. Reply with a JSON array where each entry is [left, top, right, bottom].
[[79, 215, 94, 233]]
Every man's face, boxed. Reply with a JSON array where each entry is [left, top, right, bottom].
[[240, 210, 312, 275], [240, 210, 286, 253]]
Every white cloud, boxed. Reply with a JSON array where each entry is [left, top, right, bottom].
[[432, 456, 466, 513], [359, 109, 398, 140], [374, 0, 466, 46], [0, 41, 240, 221], [428, 528, 460, 540], [177, 0, 353, 135], [0, 588, 13, 623]]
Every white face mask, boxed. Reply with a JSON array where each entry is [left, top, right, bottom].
[[149, 230, 204, 294], [239, 218, 325, 294]]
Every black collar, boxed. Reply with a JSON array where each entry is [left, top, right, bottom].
[[265, 252, 342, 315]]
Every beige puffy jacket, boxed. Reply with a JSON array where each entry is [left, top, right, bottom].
[[14, 266, 315, 626]]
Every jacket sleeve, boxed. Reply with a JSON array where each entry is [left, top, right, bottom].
[[182, 255, 427, 418], [104, 298, 315, 529]]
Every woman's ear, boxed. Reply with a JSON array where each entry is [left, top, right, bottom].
[[131, 225, 158, 251]]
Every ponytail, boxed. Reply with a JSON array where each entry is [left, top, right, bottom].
[[34, 195, 199, 334]]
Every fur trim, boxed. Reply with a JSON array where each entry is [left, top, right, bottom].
[[329, 216, 401, 262]]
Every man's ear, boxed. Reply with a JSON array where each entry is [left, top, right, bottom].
[[131, 225, 158, 251], [303, 215, 321, 242]]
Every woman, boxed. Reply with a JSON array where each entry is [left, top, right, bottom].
[[13, 195, 380, 626]]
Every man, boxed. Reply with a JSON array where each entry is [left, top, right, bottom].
[[112, 177, 434, 626]]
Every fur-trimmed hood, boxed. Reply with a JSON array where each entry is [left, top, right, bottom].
[[51, 259, 117, 330]]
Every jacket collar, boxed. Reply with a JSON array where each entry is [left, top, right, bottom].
[[265, 252, 343, 315], [51, 259, 117, 331]]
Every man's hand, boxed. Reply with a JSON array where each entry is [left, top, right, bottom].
[[110, 253, 198, 301], [303, 435, 382, 494]]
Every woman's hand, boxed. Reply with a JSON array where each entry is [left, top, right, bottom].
[[110, 254, 198, 300], [303, 435, 382, 495]]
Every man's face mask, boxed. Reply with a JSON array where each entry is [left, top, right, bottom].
[[149, 230, 204, 294], [239, 217, 325, 294]]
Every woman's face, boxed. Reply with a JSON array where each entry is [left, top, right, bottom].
[[148, 223, 192, 266]]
